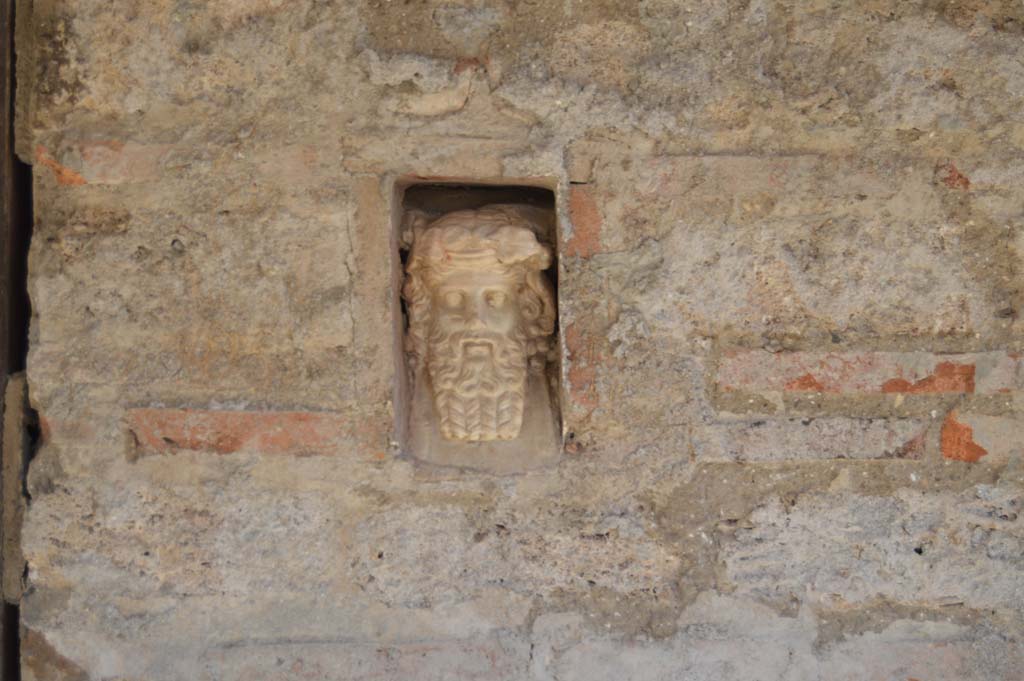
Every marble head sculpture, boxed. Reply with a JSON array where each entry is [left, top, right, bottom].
[[403, 206, 556, 442]]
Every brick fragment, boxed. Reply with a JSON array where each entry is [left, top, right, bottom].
[[34, 145, 86, 186], [784, 373, 827, 392], [565, 185, 602, 258], [126, 408, 383, 457], [718, 351, 1018, 397], [941, 412, 987, 463], [938, 161, 971, 190], [881, 361, 975, 394]]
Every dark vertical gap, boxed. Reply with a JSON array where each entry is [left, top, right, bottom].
[[2, 603, 17, 681], [3, 0, 30, 676], [396, 188, 411, 337], [8, 156, 29, 373]]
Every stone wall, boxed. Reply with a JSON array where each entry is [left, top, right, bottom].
[[15, 1, 1024, 679]]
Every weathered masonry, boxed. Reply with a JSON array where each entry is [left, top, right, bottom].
[[7, 1, 1024, 680]]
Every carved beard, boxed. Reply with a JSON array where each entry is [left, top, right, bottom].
[[426, 325, 529, 442]]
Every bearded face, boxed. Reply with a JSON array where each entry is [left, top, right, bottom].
[[425, 268, 530, 441], [403, 206, 557, 444]]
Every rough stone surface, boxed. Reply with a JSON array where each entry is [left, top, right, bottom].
[[2, 373, 27, 605], [15, 1, 1024, 679]]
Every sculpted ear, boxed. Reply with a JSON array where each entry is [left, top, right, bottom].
[[403, 269, 431, 371], [521, 270, 556, 338], [401, 210, 431, 249]]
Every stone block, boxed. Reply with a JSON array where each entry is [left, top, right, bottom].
[[535, 594, 1022, 681], [72, 141, 172, 185], [200, 636, 530, 681], [723, 487, 1024, 612], [694, 417, 929, 461], [347, 504, 680, 608], [21, 628, 89, 681], [817, 626, 1024, 681]]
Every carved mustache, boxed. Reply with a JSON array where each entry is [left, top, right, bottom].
[[429, 330, 526, 387], [432, 329, 525, 358]]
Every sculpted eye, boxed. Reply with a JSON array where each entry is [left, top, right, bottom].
[[485, 291, 507, 308], [442, 291, 464, 308]]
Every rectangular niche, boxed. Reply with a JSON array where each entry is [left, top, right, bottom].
[[391, 180, 562, 474]]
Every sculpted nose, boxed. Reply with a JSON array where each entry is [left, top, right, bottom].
[[462, 293, 481, 320], [464, 296, 490, 329]]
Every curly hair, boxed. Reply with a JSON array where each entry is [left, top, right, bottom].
[[402, 206, 556, 371]]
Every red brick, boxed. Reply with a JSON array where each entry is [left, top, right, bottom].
[[941, 411, 987, 463], [717, 351, 1019, 397], [126, 408, 385, 457], [939, 412, 1020, 463], [565, 185, 602, 258], [880, 361, 975, 394]]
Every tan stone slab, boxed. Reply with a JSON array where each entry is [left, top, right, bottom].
[[2, 372, 26, 604]]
